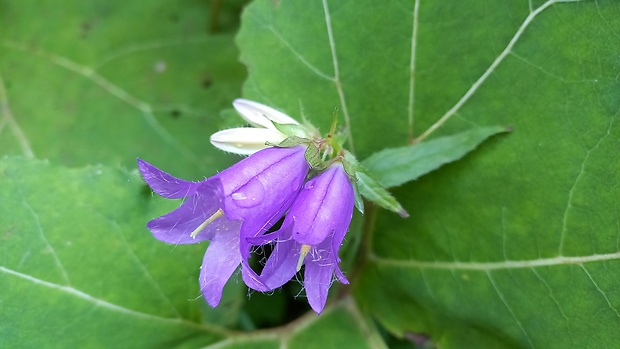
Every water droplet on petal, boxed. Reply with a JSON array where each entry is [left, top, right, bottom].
[[304, 180, 315, 190], [231, 178, 265, 208], [231, 192, 246, 200]]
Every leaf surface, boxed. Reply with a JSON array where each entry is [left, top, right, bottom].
[[0, 0, 248, 178], [0, 157, 230, 347], [237, 0, 620, 347]]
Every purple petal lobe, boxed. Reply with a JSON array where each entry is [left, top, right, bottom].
[[200, 231, 241, 307], [260, 237, 299, 289], [147, 180, 240, 244], [304, 245, 336, 315], [138, 158, 199, 199], [244, 228, 299, 291], [240, 259, 269, 292], [246, 227, 286, 245]]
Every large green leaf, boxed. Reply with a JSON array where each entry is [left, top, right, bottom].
[[237, 0, 620, 348], [0, 0, 247, 178]]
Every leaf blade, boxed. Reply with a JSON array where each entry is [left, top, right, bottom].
[[362, 126, 510, 188]]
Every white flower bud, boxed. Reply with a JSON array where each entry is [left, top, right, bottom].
[[210, 128, 288, 155], [233, 99, 300, 129]]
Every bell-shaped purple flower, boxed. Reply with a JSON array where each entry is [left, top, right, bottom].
[[243, 162, 354, 314], [138, 145, 309, 307]]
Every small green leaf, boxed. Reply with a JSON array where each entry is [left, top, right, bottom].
[[343, 150, 404, 216], [363, 126, 510, 188], [357, 170, 409, 218]]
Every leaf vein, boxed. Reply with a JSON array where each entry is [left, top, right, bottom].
[[21, 197, 71, 285], [580, 264, 620, 319], [96, 36, 214, 69], [487, 271, 536, 349], [343, 297, 390, 349], [559, 113, 615, 254], [407, 0, 421, 141], [416, 0, 583, 142], [419, 267, 439, 304], [1, 40, 200, 164], [0, 73, 35, 159], [111, 220, 182, 318], [372, 251, 620, 270], [0, 265, 228, 334], [322, 0, 355, 153], [531, 269, 571, 324], [270, 25, 335, 81]]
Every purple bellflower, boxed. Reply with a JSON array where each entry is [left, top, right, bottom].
[[138, 145, 310, 307], [243, 162, 354, 314], [139, 98, 409, 315]]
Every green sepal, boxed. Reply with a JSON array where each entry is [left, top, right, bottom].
[[343, 151, 408, 217], [343, 153, 365, 213], [268, 136, 311, 148], [351, 181, 365, 214], [271, 121, 310, 138], [269, 136, 322, 168], [341, 154, 358, 181], [356, 170, 409, 218], [304, 143, 322, 168]]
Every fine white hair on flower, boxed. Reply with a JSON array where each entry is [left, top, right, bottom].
[[210, 99, 305, 156]]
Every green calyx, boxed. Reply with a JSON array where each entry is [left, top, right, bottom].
[[272, 109, 408, 218]]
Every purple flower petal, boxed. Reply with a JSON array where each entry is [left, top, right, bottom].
[[220, 145, 308, 222], [243, 226, 298, 291], [260, 237, 299, 289], [199, 230, 242, 307], [304, 239, 338, 315], [288, 164, 353, 246], [240, 259, 269, 292], [219, 146, 309, 258], [147, 180, 238, 244], [246, 228, 286, 245], [137, 159, 199, 199]]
